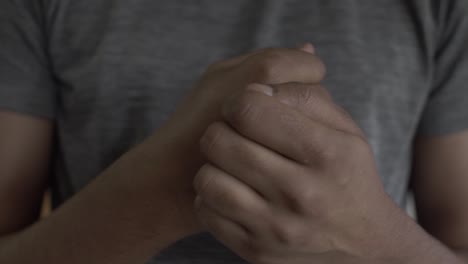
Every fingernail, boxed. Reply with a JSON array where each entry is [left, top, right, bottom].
[[299, 43, 315, 54], [246, 83, 274, 96]]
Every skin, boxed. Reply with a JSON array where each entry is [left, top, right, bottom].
[[413, 131, 468, 262], [0, 44, 466, 263], [0, 112, 53, 235], [193, 82, 467, 263], [0, 46, 324, 263]]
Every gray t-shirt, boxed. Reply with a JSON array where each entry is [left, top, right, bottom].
[[1, 0, 468, 263]]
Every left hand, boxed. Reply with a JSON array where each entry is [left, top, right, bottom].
[[193, 83, 419, 263]]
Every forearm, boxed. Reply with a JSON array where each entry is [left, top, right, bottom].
[[410, 237, 465, 264], [390, 215, 466, 264], [0, 125, 201, 264]]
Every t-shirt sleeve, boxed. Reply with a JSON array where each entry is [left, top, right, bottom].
[[0, 0, 56, 119], [417, 0, 468, 136]]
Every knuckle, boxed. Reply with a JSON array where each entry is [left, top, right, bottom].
[[289, 190, 314, 214], [276, 84, 322, 109], [299, 129, 341, 165], [193, 165, 215, 195], [283, 181, 325, 216], [194, 168, 243, 211], [312, 56, 327, 80], [283, 180, 308, 209], [217, 188, 245, 214], [295, 84, 317, 106], [272, 221, 305, 246], [297, 129, 336, 165], [250, 51, 285, 83], [317, 140, 341, 163], [228, 92, 259, 129], [200, 122, 226, 156], [193, 197, 206, 218], [299, 126, 367, 167]]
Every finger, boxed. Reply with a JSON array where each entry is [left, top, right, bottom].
[[199, 122, 313, 208], [194, 197, 251, 253], [207, 48, 268, 73], [222, 87, 350, 166], [270, 83, 363, 137], [235, 48, 325, 85], [193, 163, 271, 233], [298, 43, 315, 54], [196, 198, 323, 264], [209, 45, 316, 72]]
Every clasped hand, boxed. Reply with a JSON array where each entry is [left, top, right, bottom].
[[193, 49, 412, 263]]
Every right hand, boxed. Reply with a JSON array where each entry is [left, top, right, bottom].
[[142, 44, 326, 233]]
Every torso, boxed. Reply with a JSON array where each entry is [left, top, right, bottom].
[[45, 1, 435, 262]]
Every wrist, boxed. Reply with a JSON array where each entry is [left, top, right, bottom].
[[134, 121, 205, 235], [379, 210, 464, 264]]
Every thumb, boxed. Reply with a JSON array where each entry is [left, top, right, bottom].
[[247, 83, 363, 137], [273, 82, 333, 108]]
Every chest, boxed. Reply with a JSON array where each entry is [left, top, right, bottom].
[[47, 0, 434, 156]]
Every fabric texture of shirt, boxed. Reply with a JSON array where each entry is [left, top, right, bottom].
[[1, 0, 468, 263]]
